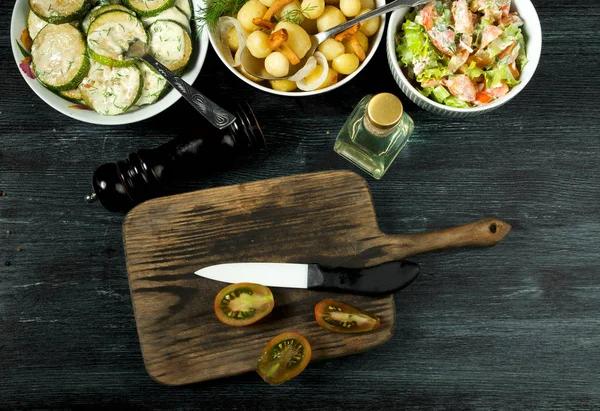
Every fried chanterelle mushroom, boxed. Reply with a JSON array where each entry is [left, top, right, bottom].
[[334, 23, 365, 61], [253, 0, 295, 31], [268, 29, 300, 64]]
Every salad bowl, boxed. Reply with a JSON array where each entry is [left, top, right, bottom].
[[386, 0, 542, 117], [11, 0, 209, 125]]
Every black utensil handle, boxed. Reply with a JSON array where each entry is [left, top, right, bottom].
[[142, 54, 237, 130], [307, 261, 420, 296]]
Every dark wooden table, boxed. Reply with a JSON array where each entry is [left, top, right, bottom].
[[1, 1, 599, 409]]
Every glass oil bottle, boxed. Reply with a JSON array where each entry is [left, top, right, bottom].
[[334, 93, 414, 179]]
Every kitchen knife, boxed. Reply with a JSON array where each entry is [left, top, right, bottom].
[[194, 261, 420, 296]]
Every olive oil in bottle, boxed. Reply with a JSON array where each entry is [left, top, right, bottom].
[[334, 93, 414, 179]]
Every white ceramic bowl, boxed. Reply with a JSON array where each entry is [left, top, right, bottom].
[[386, 0, 542, 117], [10, 0, 209, 125], [208, 0, 386, 97]]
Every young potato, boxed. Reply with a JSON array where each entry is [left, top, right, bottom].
[[301, 0, 325, 19], [317, 38, 345, 61], [265, 51, 290, 77], [246, 31, 272, 58], [237, 0, 268, 32], [274, 22, 312, 59], [275, 0, 304, 23], [303, 65, 338, 90], [258, 0, 277, 6], [332, 53, 359, 75], [357, 8, 380, 36], [342, 31, 368, 54], [360, 0, 374, 9], [317, 6, 347, 32], [227, 26, 240, 51], [321, 67, 339, 89], [340, 0, 361, 17], [270, 79, 298, 91]]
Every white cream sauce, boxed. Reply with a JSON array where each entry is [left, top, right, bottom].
[[30, 0, 83, 18], [28, 11, 48, 39], [80, 61, 141, 115], [87, 13, 146, 61], [31, 24, 85, 86], [148, 21, 186, 69], [142, 7, 191, 34], [135, 61, 168, 105]]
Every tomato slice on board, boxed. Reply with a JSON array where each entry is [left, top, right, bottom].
[[213, 283, 274, 326], [314, 299, 380, 334], [256, 332, 312, 385]]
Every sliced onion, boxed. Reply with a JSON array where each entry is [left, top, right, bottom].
[[288, 56, 317, 82], [297, 52, 328, 92], [459, 39, 473, 54], [217, 16, 247, 68]]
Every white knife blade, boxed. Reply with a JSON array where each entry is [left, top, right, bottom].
[[193, 261, 421, 296], [194, 263, 309, 288]]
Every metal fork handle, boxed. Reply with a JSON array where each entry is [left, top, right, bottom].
[[314, 0, 429, 44], [140, 54, 237, 130]]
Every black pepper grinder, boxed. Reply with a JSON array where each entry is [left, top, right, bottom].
[[85, 103, 265, 212]]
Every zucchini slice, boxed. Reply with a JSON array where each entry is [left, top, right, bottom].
[[27, 10, 49, 40], [82, 4, 135, 33], [122, 0, 175, 17], [135, 61, 169, 105], [31, 24, 90, 91], [29, 0, 92, 24], [148, 20, 192, 72], [142, 7, 191, 34], [60, 88, 84, 101], [174, 0, 192, 19], [87, 11, 147, 67], [79, 61, 143, 115]]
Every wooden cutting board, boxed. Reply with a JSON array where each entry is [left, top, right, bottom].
[[123, 170, 510, 386]]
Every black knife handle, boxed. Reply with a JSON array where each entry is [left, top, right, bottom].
[[307, 261, 420, 296]]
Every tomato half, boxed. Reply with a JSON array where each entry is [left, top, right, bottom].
[[213, 283, 274, 326], [314, 299, 380, 334], [256, 332, 311, 385]]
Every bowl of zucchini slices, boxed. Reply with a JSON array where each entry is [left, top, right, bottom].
[[11, 0, 208, 125]]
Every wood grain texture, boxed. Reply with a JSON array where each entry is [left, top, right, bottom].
[[123, 170, 509, 385], [1, 0, 600, 409], [123, 171, 397, 385]]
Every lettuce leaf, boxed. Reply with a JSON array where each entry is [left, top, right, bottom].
[[488, 23, 527, 59], [512, 24, 529, 71], [444, 96, 471, 108], [396, 12, 448, 82], [462, 61, 485, 80], [431, 86, 451, 103], [419, 87, 434, 97], [416, 64, 448, 83], [485, 63, 519, 89], [396, 18, 429, 69]]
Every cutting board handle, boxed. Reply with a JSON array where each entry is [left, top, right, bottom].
[[385, 218, 511, 260]]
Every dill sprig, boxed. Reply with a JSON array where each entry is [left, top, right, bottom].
[[194, 0, 249, 33], [277, 4, 316, 25]]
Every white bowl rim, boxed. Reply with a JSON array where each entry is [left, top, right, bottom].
[[386, 0, 542, 113], [10, 0, 209, 125], [207, 0, 387, 97]]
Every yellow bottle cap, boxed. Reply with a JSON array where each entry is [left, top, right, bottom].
[[366, 93, 404, 130]]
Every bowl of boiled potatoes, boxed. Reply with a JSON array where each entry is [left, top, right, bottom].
[[206, 0, 385, 95]]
